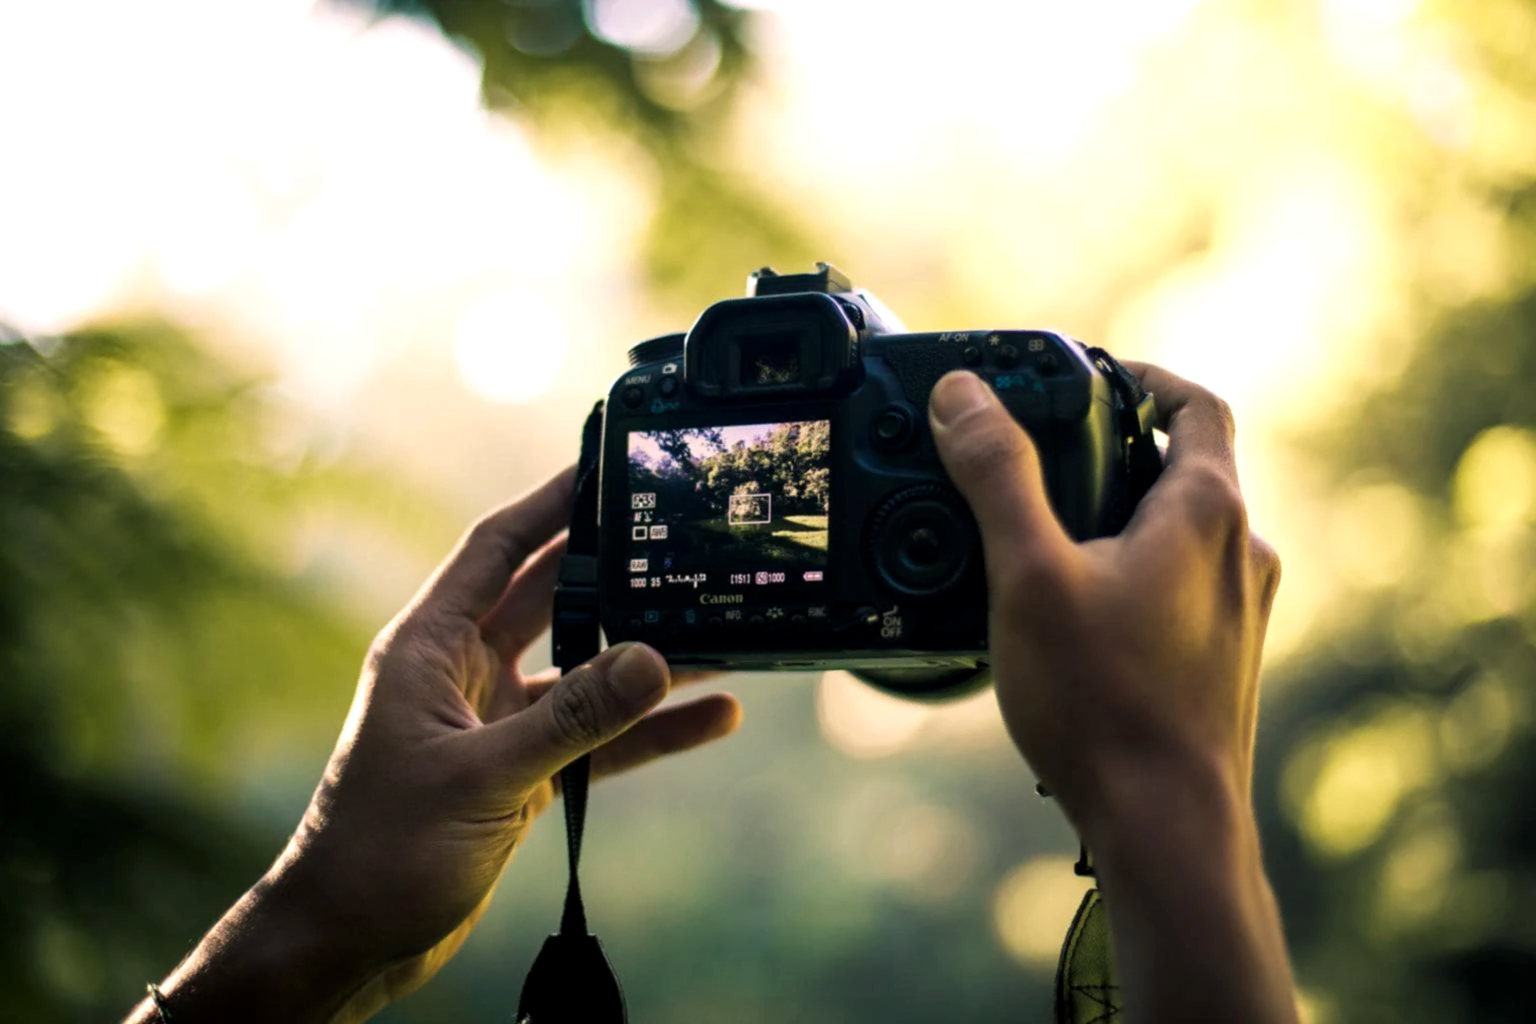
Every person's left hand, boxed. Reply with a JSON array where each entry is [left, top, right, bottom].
[[148, 467, 741, 1024]]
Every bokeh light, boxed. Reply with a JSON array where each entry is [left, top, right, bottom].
[[816, 671, 933, 759], [1284, 703, 1439, 858], [992, 855, 1092, 969]]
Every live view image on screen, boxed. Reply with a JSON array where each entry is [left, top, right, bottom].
[[626, 421, 830, 591]]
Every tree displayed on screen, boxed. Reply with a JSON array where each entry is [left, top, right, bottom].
[[628, 421, 831, 574], [629, 421, 829, 522]]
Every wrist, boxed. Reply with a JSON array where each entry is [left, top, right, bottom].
[[1070, 752, 1299, 1023], [149, 858, 382, 1024], [1073, 747, 1254, 876]]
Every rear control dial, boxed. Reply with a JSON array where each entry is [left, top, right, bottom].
[[865, 484, 977, 597]]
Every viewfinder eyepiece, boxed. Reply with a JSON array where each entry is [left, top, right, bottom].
[[684, 292, 860, 399]]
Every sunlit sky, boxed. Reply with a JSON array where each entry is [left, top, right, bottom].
[[629, 421, 805, 468], [4, 0, 1520, 974]]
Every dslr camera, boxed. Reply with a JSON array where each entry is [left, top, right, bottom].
[[581, 263, 1160, 699]]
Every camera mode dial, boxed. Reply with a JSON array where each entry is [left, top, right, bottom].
[[627, 332, 685, 368], [865, 483, 977, 598]]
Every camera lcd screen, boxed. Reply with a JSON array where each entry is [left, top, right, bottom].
[[738, 331, 802, 387], [626, 420, 830, 594]]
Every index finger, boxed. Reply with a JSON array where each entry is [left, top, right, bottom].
[[1115, 361, 1247, 545], [413, 465, 577, 622], [1119, 360, 1239, 487]]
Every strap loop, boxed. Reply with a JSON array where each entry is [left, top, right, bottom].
[[517, 402, 626, 1024]]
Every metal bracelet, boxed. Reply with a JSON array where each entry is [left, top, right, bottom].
[[146, 982, 173, 1023]]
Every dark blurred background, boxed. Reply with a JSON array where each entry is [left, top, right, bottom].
[[3, 0, 1535, 1021]]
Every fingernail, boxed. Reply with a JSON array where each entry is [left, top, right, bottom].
[[930, 371, 992, 426], [610, 643, 666, 699]]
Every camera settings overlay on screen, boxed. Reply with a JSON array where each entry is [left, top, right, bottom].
[[626, 420, 831, 593]]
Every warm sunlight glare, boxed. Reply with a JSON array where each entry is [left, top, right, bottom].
[[454, 291, 568, 404]]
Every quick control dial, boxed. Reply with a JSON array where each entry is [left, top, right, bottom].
[[865, 483, 977, 597]]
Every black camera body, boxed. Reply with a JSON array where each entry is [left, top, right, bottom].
[[589, 264, 1159, 698]]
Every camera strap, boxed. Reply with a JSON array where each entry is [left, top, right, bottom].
[[518, 403, 628, 1024]]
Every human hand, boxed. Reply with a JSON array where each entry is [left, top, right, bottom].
[[133, 468, 741, 1024], [929, 363, 1278, 843], [929, 363, 1296, 1022]]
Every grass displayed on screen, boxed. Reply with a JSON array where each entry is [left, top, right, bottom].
[[627, 421, 830, 586]]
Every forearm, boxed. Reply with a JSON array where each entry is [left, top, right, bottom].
[[124, 864, 376, 1024], [1083, 762, 1299, 1024]]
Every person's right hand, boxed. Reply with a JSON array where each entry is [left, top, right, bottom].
[[929, 361, 1297, 1023], [929, 362, 1279, 837]]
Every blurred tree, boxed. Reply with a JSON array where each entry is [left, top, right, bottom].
[[343, 0, 821, 305], [1248, 1, 1536, 1018], [0, 323, 446, 1021], [350, 0, 755, 135], [1255, 292, 1536, 1024], [15, 0, 1536, 1021]]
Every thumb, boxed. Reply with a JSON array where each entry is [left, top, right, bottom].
[[473, 643, 671, 790], [929, 370, 1072, 570]]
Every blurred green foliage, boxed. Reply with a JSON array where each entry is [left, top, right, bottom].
[[11, 1, 1536, 1022], [352, 0, 754, 134], [347, 0, 821, 305], [1240, 1, 1536, 1018], [1254, 301, 1536, 1023], [0, 323, 440, 1020]]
